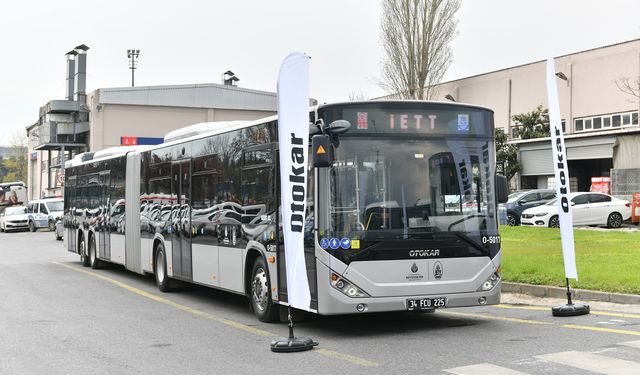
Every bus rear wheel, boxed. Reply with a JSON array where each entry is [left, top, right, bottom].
[[89, 237, 102, 269], [250, 256, 278, 322], [155, 243, 173, 292], [79, 237, 90, 267]]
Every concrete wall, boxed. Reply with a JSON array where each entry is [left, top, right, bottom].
[[87, 91, 275, 151], [435, 40, 640, 136]]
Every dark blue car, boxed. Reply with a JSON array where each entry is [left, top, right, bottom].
[[502, 189, 556, 226]]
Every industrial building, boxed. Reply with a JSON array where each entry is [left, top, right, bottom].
[[435, 39, 640, 200], [26, 45, 282, 200]]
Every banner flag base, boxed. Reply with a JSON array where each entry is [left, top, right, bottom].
[[271, 307, 318, 353], [551, 278, 590, 317]]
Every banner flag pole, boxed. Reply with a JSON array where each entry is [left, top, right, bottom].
[[546, 57, 589, 317], [271, 52, 318, 352]]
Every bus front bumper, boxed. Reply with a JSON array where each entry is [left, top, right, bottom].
[[316, 281, 501, 315]]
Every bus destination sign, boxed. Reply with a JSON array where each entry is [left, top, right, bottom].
[[339, 107, 490, 137]]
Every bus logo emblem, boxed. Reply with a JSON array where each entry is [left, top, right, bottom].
[[411, 263, 418, 273], [434, 262, 443, 280]]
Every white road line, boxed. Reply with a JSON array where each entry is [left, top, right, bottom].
[[620, 340, 640, 349], [444, 363, 530, 375], [536, 351, 640, 375]]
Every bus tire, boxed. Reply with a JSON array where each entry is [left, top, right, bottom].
[[250, 256, 279, 323], [79, 237, 90, 267], [89, 236, 102, 269], [155, 242, 173, 292]]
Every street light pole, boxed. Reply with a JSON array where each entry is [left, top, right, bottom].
[[127, 49, 140, 87]]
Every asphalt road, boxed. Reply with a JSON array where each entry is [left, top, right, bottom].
[[2, 230, 640, 374]]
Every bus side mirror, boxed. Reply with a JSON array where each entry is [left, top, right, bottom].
[[496, 175, 508, 203], [312, 134, 331, 168]]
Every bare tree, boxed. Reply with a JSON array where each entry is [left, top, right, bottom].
[[379, 0, 460, 100], [348, 91, 369, 101], [614, 76, 640, 100]]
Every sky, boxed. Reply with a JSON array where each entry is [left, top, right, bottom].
[[1, 0, 639, 145]]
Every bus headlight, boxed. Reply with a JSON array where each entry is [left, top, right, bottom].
[[477, 271, 501, 291], [330, 273, 369, 298]]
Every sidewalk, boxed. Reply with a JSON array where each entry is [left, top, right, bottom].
[[503, 282, 640, 314]]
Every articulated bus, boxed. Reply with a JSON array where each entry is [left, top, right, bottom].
[[62, 100, 508, 322]]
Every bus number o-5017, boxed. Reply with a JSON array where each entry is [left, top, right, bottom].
[[481, 235, 501, 245]]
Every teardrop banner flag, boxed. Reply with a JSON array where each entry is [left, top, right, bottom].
[[546, 57, 578, 280], [277, 52, 312, 310]]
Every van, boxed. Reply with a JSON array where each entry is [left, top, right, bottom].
[[26, 198, 64, 232]]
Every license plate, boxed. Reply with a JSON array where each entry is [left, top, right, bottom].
[[407, 297, 446, 310]]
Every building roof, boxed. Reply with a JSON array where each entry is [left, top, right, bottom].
[[96, 83, 279, 111], [441, 38, 640, 85]]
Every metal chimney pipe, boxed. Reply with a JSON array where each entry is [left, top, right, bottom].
[[73, 44, 89, 101], [65, 50, 77, 101]]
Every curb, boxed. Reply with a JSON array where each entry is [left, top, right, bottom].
[[502, 282, 640, 304]]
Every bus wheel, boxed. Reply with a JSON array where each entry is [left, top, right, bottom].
[[155, 243, 173, 292], [29, 221, 37, 232], [250, 256, 278, 322], [79, 237, 90, 267], [89, 237, 102, 269]]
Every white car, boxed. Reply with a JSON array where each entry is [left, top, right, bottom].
[[520, 192, 631, 228], [0, 206, 30, 232]]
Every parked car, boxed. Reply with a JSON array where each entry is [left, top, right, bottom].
[[0, 205, 30, 232], [501, 189, 556, 226], [26, 198, 64, 232], [54, 219, 64, 241], [520, 192, 631, 228]]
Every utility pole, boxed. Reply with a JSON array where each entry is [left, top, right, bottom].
[[127, 49, 140, 87]]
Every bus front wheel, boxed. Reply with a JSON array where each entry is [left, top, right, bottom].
[[250, 256, 279, 322]]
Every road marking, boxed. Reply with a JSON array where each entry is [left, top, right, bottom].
[[561, 324, 640, 336], [52, 261, 276, 337], [620, 340, 640, 348], [444, 363, 530, 375], [439, 311, 551, 325], [496, 304, 640, 319], [537, 351, 640, 375], [314, 348, 379, 367], [51, 261, 380, 367]]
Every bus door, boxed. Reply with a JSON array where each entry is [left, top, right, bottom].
[[171, 160, 192, 280], [98, 171, 111, 260]]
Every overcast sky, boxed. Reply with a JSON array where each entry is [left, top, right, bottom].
[[1, 0, 639, 145]]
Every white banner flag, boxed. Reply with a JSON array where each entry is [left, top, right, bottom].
[[546, 58, 578, 280], [277, 52, 312, 310]]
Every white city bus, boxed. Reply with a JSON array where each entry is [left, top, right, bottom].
[[62, 100, 508, 322]]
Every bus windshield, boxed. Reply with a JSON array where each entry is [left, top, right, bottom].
[[317, 136, 498, 263]]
